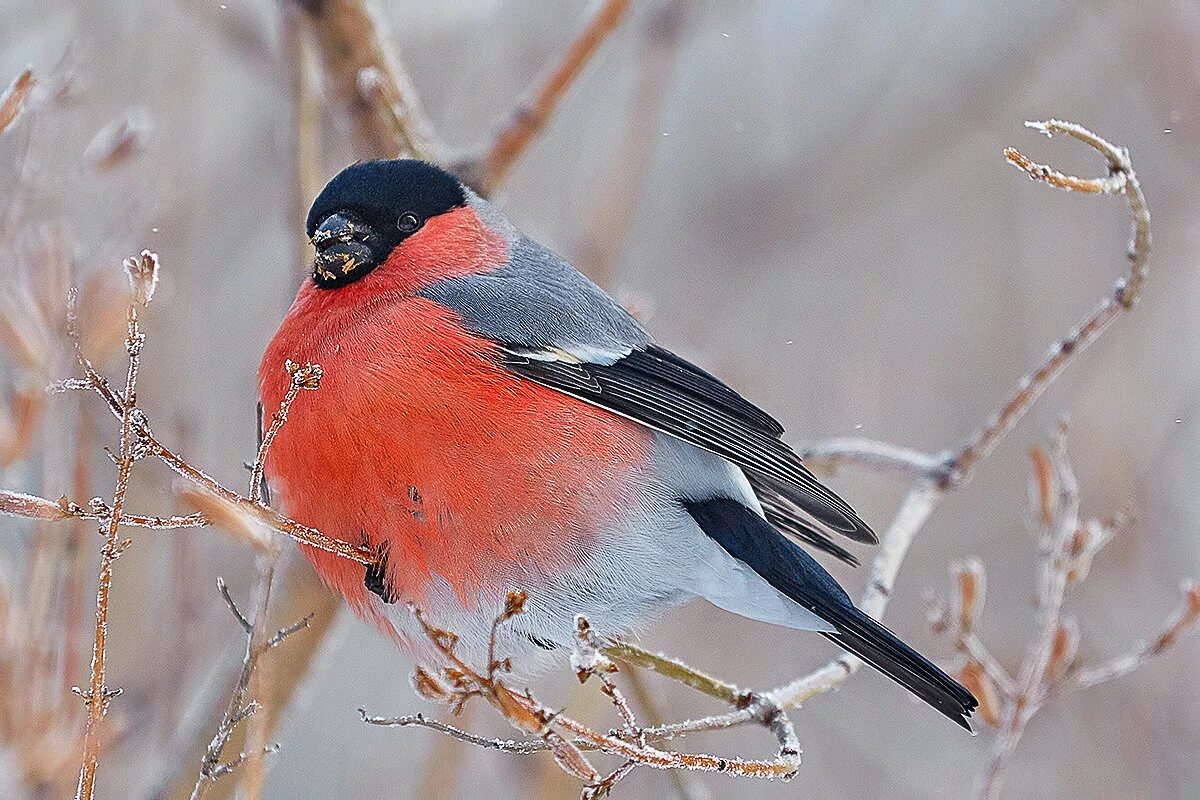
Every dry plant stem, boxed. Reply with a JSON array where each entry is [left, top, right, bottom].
[[979, 435, 1079, 799], [806, 120, 1150, 488], [802, 438, 951, 481], [1072, 582, 1200, 688], [0, 489, 206, 529], [473, 0, 633, 196], [952, 120, 1150, 480], [372, 600, 800, 791], [296, 0, 438, 161], [75, 306, 142, 800], [621, 667, 704, 800], [647, 121, 1153, 742], [62, 354, 375, 565], [190, 560, 303, 800], [603, 640, 744, 706]]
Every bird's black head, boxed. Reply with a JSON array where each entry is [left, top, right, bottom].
[[305, 159, 467, 289]]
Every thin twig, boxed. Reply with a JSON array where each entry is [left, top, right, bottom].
[[979, 430, 1079, 799], [361, 711, 547, 754], [470, 0, 633, 196], [950, 120, 1150, 482], [1071, 582, 1200, 689], [75, 302, 143, 800], [800, 438, 952, 482], [603, 640, 745, 707], [191, 556, 308, 800], [55, 361, 376, 565]]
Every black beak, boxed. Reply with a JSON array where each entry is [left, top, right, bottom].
[[311, 212, 376, 287]]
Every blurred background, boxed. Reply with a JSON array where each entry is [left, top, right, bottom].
[[1, 1, 1198, 798]]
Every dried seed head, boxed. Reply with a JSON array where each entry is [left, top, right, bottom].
[[123, 250, 159, 307], [570, 614, 616, 682], [1047, 616, 1080, 682], [410, 666, 452, 703], [492, 682, 543, 734], [1028, 445, 1055, 525], [951, 559, 987, 635], [177, 485, 273, 553], [0, 489, 71, 521], [958, 662, 1001, 727], [424, 624, 458, 654], [284, 360, 324, 390], [85, 111, 150, 171], [1186, 583, 1200, 617], [545, 730, 600, 782], [0, 68, 35, 135]]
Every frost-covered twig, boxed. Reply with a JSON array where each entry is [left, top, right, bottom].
[[912, 430, 1200, 799], [189, 571, 310, 800], [74, 254, 152, 800], [363, 596, 801, 796]]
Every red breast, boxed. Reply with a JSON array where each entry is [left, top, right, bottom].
[[259, 205, 651, 621]]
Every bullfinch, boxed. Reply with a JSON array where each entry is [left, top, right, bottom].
[[259, 159, 977, 730]]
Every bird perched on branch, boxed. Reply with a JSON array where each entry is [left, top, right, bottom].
[[259, 159, 977, 730]]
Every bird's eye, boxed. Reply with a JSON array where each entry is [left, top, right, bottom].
[[397, 212, 422, 233]]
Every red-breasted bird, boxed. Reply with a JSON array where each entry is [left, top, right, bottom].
[[259, 159, 977, 729]]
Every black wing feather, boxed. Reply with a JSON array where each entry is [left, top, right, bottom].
[[747, 472, 860, 566], [686, 498, 977, 730], [501, 344, 876, 544]]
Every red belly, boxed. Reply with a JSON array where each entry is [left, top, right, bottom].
[[259, 291, 650, 620]]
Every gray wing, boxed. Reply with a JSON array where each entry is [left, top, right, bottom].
[[419, 236, 649, 363], [418, 235, 876, 556]]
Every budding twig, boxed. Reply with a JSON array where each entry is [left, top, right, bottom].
[[75, 288, 145, 800]]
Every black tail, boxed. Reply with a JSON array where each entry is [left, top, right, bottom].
[[685, 497, 977, 730]]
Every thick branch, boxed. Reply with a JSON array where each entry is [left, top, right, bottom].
[[296, 0, 438, 162]]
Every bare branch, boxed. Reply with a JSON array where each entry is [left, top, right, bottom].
[[75, 292, 145, 800], [949, 120, 1151, 483], [249, 360, 323, 503], [360, 711, 547, 754], [799, 438, 951, 482], [470, 0, 633, 196], [191, 556, 291, 800], [296, 0, 439, 162], [603, 640, 745, 706], [1072, 582, 1200, 689]]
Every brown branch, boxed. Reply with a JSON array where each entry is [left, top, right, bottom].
[[1072, 582, 1200, 688], [0, 67, 35, 135], [470, 0, 633, 196], [296, 0, 438, 162], [807, 120, 1150, 491], [74, 298, 143, 800], [57, 357, 376, 565], [190, 567, 309, 800], [905, 429, 1200, 800], [979, 430, 1079, 798], [0, 489, 207, 530], [366, 599, 801, 794], [249, 361, 323, 503]]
